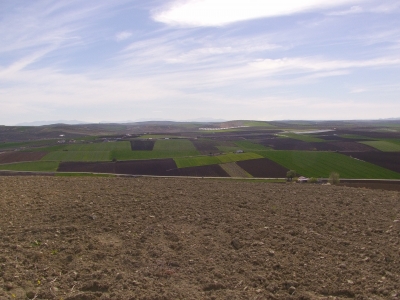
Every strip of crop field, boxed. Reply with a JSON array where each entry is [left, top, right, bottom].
[[219, 162, 252, 178], [217, 146, 241, 152], [234, 141, 271, 151], [242, 121, 275, 127], [110, 150, 197, 160], [28, 145, 68, 152], [174, 156, 221, 168], [153, 139, 199, 152], [339, 134, 375, 140], [42, 151, 111, 161], [217, 153, 262, 163], [0, 140, 60, 150], [0, 161, 59, 172], [56, 173, 115, 177], [360, 141, 400, 152], [278, 133, 325, 142], [174, 153, 263, 168], [385, 139, 400, 145], [138, 135, 179, 139], [258, 151, 400, 179], [65, 141, 131, 151]]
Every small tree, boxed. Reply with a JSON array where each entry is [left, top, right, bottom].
[[286, 170, 297, 181], [328, 172, 340, 185]]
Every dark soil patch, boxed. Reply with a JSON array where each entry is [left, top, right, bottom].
[[236, 158, 289, 178], [330, 141, 379, 152], [259, 139, 379, 152], [0, 152, 48, 164], [259, 138, 311, 150], [313, 134, 354, 141], [342, 152, 400, 173], [130, 140, 155, 151], [335, 130, 400, 139], [174, 164, 229, 177], [0, 177, 399, 299], [116, 159, 177, 176], [192, 140, 219, 153], [259, 138, 333, 151]]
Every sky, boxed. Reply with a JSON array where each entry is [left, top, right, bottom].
[[1, 0, 400, 125]]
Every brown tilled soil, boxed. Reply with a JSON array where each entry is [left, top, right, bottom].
[[0, 177, 399, 300], [0, 152, 48, 164]]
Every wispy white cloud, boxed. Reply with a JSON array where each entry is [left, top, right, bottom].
[[328, 1, 400, 16], [327, 5, 363, 16], [249, 57, 400, 73], [115, 31, 133, 41], [350, 87, 367, 93], [153, 0, 363, 27]]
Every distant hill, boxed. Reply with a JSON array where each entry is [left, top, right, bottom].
[[16, 120, 89, 126]]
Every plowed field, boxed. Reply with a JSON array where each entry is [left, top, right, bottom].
[[343, 152, 400, 173], [130, 141, 155, 151], [0, 177, 399, 300], [236, 158, 288, 178], [0, 152, 47, 164]]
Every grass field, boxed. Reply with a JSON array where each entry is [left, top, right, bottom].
[[0, 161, 59, 172], [258, 151, 400, 179], [56, 173, 115, 177], [111, 150, 196, 160], [153, 139, 198, 152], [278, 133, 325, 142], [217, 146, 241, 152], [339, 134, 375, 140], [360, 141, 400, 152], [219, 162, 253, 178], [234, 141, 271, 151], [242, 121, 275, 127], [174, 153, 263, 168], [0, 140, 61, 150], [111, 139, 200, 160], [138, 135, 179, 139], [65, 141, 131, 151], [42, 151, 111, 161]]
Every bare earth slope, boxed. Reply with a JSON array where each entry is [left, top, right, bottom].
[[0, 177, 399, 300]]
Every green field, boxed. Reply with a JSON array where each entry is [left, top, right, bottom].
[[0, 161, 59, 172], [111, 150, 197, 160], [258, 151, 400, 179], [111, 139, 200, 160], [278, 133, 325, 142], [242, 121, 275, 127], [0, 140, 61, 150], [65, 141, 131, 151], [217, 146, 241, 152], [153, 139, 198, 152], [360, 141, 400, 152], [42, 151, 111, 161], [339, 134, 375, 140], [174, 152, 263, 168], [138, 135, 180, 139], [234, 141, 271, 151]]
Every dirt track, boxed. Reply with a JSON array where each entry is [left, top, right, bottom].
[[0, 177, 399, 300]]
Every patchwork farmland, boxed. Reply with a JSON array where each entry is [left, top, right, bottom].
[[1, 120, 400, 186]]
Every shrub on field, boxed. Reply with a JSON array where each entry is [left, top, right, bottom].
[[328, 172, 340, 185], [308, 177, 318, 184]]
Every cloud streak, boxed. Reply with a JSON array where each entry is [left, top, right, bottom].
[[153, 0, 363, 27]]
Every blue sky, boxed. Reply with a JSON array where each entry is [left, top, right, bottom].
[[1, 0, 400, 125]]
